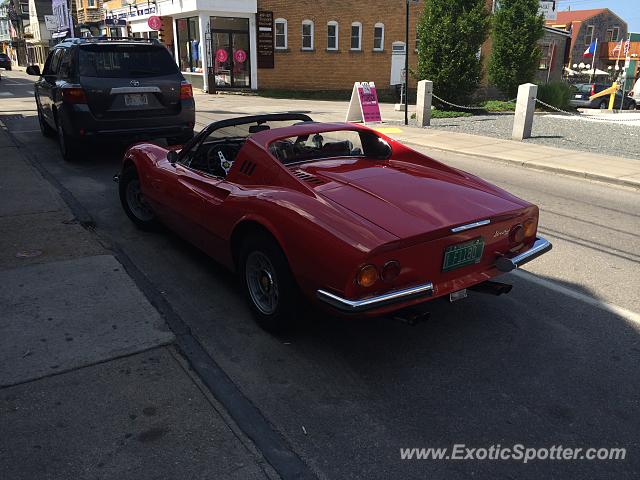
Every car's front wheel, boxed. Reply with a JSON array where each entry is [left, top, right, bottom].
[[56, 115, 81, 161], [119, 166, 159, 231], [37, 106, 55, 137], [239, 234, 299, 332]]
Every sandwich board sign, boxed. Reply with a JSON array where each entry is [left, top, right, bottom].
[[346, 82, 382, 124]]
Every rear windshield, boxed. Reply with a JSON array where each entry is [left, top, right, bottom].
[[78, 44, 179, 78]]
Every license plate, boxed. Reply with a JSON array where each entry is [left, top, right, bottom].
[[124, 93, 148, 107], [574, 94, 582, 99], [442, 237, 484, 272]]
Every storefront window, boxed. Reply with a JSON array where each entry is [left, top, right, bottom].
[[176, 17, 202, 73], [211, 17, 251, 88]]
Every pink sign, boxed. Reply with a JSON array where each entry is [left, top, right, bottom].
[[234, 49, 247, 63], [357, 83, 381, 123], [147, 15, 162, 31], [215, 49, 228, 63]]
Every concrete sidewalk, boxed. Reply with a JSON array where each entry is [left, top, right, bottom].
[[0, 123, 277, 479], [194, 91, 640, 189]]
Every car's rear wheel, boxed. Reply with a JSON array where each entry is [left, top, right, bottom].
[[239, 233, 298, 332], [37, 106, 55, 137], [56, 115, 81, 161], [119, 166, 159, 231]]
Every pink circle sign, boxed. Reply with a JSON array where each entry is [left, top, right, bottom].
[[215, 49, 228, 63], [147, 15, 162, 30], [234, 49, 247, 63]]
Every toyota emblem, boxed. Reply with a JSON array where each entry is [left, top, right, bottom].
[[130, 80, 140, 87]]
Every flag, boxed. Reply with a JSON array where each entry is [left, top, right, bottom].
[[612, 39, 623, 55], [624, 38, 631, 56], [583, 39, 597, 57]]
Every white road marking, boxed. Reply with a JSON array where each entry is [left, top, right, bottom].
[[514, 269, 640, 326]]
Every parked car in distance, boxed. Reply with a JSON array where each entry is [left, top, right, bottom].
[[116, 114, 552, 332], [0, 53, 11, 70], [570, 83, 636, 110], [27, 37, 195, 161]]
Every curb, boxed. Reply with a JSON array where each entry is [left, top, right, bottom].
[[403, 141, 640, 190]]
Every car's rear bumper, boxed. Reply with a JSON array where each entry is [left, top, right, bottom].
[[316, 236, 551, 314], [59, 100, 195, 141]]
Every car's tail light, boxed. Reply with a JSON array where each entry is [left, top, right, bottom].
[[356, 264, 378, 288], [61, 87, 87, 104], [381, 261, 401, 283], [523, 218, 537, 237], [180, 82, 193, 100], [509, 224, 525, 244], [590, 84, 595, 96]]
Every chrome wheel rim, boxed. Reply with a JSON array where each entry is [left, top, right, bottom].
[[245, 251, 279, 315], [126, 178, 154, 222]]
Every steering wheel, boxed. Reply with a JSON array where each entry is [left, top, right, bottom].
[[206, 145, 235, 177]]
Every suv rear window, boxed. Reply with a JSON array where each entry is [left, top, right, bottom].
[[78, 44, 179, 78]]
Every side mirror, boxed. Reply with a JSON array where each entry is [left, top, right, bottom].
[[167, 150, 179, 164], [26, 65, 41, 76]]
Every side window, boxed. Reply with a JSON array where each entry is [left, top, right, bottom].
[[41, 50, 56, 75], [45, 49, 64, 76], [58, 49, 73, 78]]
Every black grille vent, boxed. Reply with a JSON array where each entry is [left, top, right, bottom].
[[239, 160, 257, 176], [292, 169, 327, 186]]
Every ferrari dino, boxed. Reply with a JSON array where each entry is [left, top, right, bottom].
[[116, 114, 551, 331]]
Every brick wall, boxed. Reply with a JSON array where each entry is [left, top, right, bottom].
[[76, 0, 104, 24], [256, 0, 424, 93]]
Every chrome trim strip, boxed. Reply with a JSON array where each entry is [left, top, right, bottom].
[[495, 236, 552, 272], [451, 219, 491, 233], [317, 282, 434, 313], [110, 86, 162, 94]]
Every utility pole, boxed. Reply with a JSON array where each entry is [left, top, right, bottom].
[[404, 0, 409, 125]]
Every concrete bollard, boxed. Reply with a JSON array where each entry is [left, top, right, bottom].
[[512, 83, 538, 141], [416, 80, 433, 127]]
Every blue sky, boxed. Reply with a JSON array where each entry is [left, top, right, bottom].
[[555, 0, 640, 32]]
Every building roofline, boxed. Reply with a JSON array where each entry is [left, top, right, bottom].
[[543, 26, 571, 37]]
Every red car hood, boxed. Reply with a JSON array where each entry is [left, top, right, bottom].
[[299, 159, 526, 238]]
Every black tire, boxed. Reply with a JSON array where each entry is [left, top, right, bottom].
[[56, 114, 82, 161], [6, 66, 10, 71], [119, 166, 160, 231], [167, 130, 194, 146], [37, 105, 55, 137], [598, 100, 608, 110], [239, 233, 299, 332]]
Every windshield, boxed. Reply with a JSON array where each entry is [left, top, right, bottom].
[[269, 130, 391, 165], [78, 44, 179, 78]]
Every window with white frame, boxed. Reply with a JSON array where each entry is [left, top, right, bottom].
[[327, 21, 338, 50], [585, 25, 594, 46], [350, 22, 362, 50], [274, 18, 287, 49], [302, 20, 314, 50], [373, 23, 384, 51]]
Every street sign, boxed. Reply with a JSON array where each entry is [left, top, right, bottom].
[[256, 10, 274, 69], [539, 1, 556, 21], [44, 15, 58, 31]]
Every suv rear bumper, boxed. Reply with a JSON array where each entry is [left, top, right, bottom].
[[58, 99, 195, 141]]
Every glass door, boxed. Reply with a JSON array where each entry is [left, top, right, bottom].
[[210, 17, 251, 89], [212, 32, 232, 87]]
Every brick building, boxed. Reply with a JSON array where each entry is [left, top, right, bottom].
[[256, 0, 424, 96], [76, 0, 104, 37]]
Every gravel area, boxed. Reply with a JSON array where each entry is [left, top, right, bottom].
[[414, 113, 640, 159]]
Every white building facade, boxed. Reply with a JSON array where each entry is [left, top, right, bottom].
[[105, 0, 258, 92]]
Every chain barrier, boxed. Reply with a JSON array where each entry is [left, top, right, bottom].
[[430, 92, 638, 124], [534, 98, 640, 123]]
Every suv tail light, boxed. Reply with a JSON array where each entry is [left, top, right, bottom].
[[590, 84, 595, 96], [180, 82, 193, 100], [61, 87, 87, 104]]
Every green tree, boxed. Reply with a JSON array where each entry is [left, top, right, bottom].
[[488, 0, 545, 97], [416, 0, 491, 108]]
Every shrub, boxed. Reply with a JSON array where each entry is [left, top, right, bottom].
[[536, 82, 572, 111]]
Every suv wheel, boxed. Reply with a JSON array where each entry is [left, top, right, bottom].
[[119, 166, 159, 231], [38, 106, 55, 137], [56, 115, 81, 162], [239, 233, 299, 332], [598, 100, 608, 110]]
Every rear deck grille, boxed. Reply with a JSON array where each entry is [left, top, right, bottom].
[[291, 169, 327, 186]]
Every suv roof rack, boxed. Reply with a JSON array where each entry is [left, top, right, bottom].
[[59, 37, 161, 45]]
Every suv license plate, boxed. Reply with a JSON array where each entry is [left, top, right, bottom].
[[125, 94, 148, 107], [442, 237, 484, 272]]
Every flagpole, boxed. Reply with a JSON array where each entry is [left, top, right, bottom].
[[589, 38, 597, 84]]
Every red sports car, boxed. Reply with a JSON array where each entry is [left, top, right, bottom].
[[117, 114, 551, 331]]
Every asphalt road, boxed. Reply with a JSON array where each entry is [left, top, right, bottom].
[[2, 70, 639, 480]]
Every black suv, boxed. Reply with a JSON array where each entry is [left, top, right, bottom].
[[27, 38, 195, 161], [0, 53, 11, 70]]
